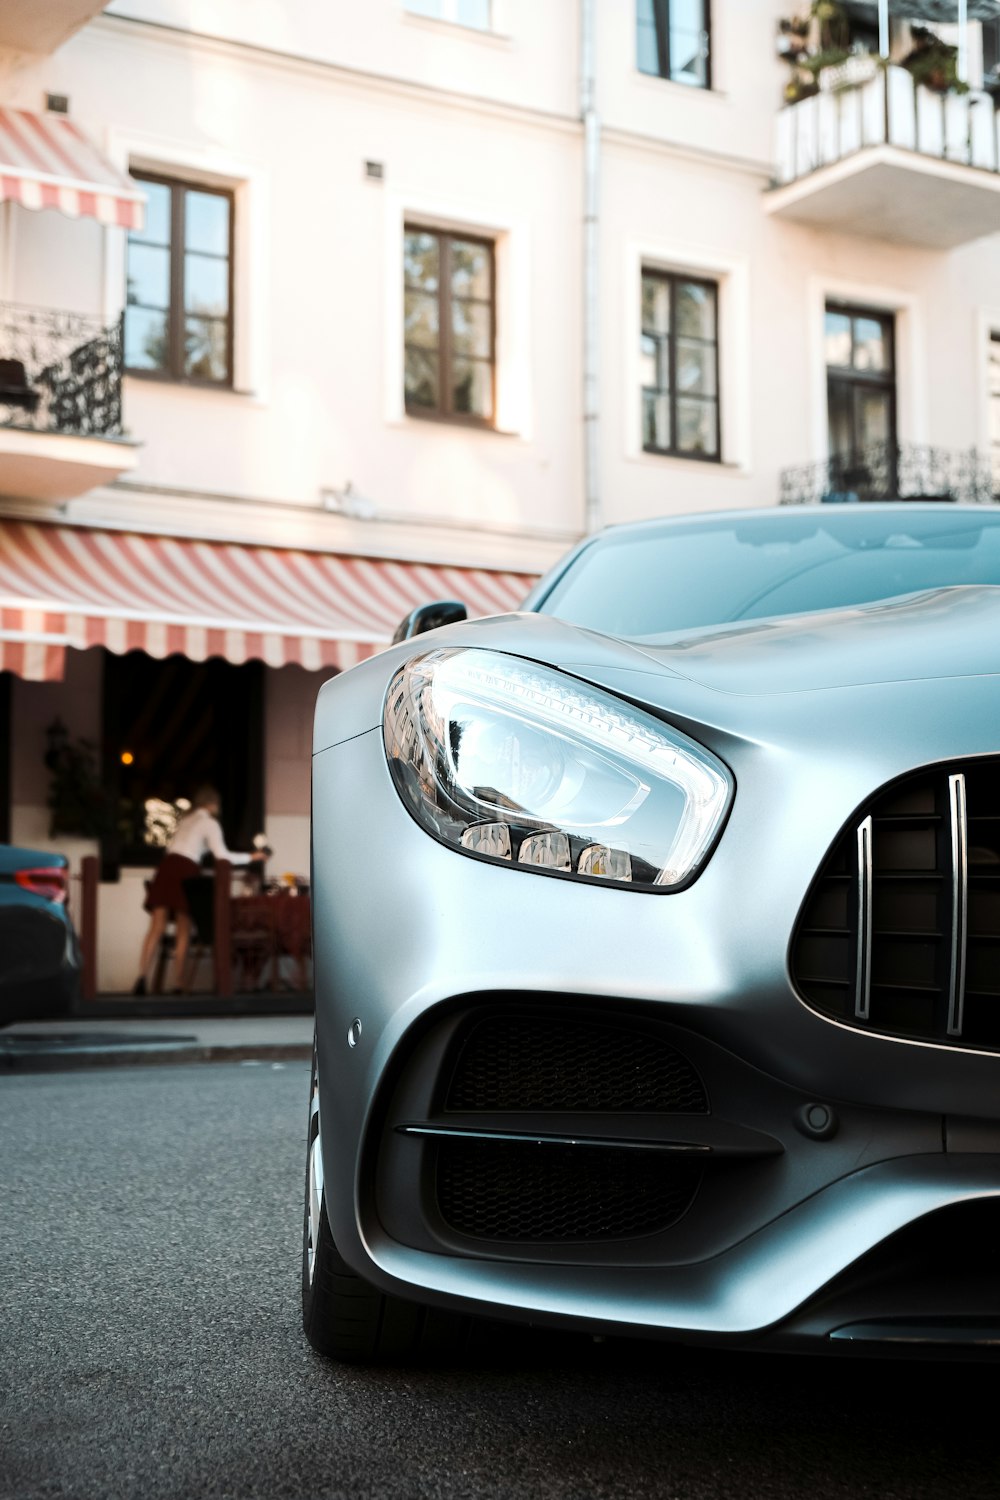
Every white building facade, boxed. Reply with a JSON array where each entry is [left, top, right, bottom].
[[1, 0, 998, 990]]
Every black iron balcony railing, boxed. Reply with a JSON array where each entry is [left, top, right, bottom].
[[779, 442, 997, 507], [0, 303, 124, 438]]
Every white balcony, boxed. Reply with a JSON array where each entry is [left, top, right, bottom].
[[0, 0, 109, 59], [767, 64, 1000, 248]]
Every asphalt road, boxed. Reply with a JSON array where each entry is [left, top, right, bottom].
[[2, 1063, 999, 1500]]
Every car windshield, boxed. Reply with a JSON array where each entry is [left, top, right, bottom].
[[536, 508, 1000, 641]]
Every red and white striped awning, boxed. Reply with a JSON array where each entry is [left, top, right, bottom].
[[0, 107, 145, 230], [0, 522, 537, 682]]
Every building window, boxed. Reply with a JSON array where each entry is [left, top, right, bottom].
[[404, 0, 491, 30], [125, 173, 234, 386], [990, 332, 1000, 498], [983, 18, 1000, 88], [637, 0, 711, 89], [640, 269, 720, 460], [404, 226, 495, 424], [825, 304, 896, 475]]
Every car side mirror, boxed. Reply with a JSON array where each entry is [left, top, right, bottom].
[[392, 599, 468, 644]]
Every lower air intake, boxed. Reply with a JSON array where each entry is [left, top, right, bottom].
[[444, 1013, 709, 1113], [437, 1140, 701, 1241]]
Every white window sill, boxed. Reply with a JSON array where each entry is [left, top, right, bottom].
[[633, 69, 723, 100], [627, 448, 747, 475], [402, 12, 512, 47]]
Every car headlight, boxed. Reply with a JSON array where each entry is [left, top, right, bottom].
[[383, 648, 733, 891]]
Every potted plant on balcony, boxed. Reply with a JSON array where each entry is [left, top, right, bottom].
[[902, 25, 969, 95]]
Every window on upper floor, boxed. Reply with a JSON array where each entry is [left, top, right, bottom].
[[984, 18, 1000, 87], [825, 304, 896, 486], [405, 0, 491, 31], [641, 269, 720, 461], [404, 226, 495, 426], [125, 173, 234, 387], [637, 0, 711, 89]]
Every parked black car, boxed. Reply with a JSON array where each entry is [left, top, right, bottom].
[[0, 845, 81, 1024]]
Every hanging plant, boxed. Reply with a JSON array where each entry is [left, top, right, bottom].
[[902, 29, 969, 95]]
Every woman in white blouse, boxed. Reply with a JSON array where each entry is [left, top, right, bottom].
[[133, 785, 265, 994]]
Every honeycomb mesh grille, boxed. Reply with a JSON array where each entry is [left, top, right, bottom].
[[445, 1014, 709, 1114], [437, 1141, 700, 1241], [791, 759, 1000, 1048]]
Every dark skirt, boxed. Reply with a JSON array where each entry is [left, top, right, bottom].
[[144, 853, 200, 915]]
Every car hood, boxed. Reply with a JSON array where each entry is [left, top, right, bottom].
[[598, 585, 1000, 696]]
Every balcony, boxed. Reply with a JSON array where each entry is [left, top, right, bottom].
[[767, 63, 1000, 247], [779, 442, 997, 506], [0, 1, 109, 59], [0, 304, 137, 502]]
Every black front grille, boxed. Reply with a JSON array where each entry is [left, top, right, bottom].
[[791, 760, 1000, 1049], [437, 1140, 700, 1241], [445, 1014, 709, 1113]]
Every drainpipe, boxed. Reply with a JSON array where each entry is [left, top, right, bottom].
[[957, 0, 968, 84], [581, 0, 601, 534], [878, 0, 889, 59]]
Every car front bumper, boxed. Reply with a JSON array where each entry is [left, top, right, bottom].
[[312, 674, 1000, 1349]]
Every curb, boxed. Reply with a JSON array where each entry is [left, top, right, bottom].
[[0, 1043, 313, 1074]]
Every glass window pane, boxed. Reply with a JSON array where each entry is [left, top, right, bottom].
[[827, 380, 853, 461], [184, 317, 229, 381], [405, 0, 441, 15], [125, 306, 168, 370], [456, 0, 490, 28], [670, 0, 709, 86], [405, 346, 439, 409], [404, 232, 439, 291], [854, 317, 889, 372], [642, 389, 671, 451], [452, 299, 491, 357], [451, 241, 490, 299], [825, 311, 852, 368], [185, 190, 230, 257], [637, 18, 661, 76], [675, 281, 715, 340], [676, 397, 718, 456], [130, 180, 171, 246], [126, 243, 170, 309], [640, 333, 658, 389], [641, 275, 670, 335], [676, 337, 716, 397], [405, 289, 439, 350], [856, 387, 891, 450], [452, 357, 492, 418], [185, 253, 229, 318]]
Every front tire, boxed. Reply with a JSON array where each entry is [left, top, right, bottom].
[[302, 1043, 468, 1363]]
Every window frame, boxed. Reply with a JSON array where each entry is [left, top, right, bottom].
[[403, 223, 497, 429], [824, 301, 898, 466], [640, 267, 721, 464], [636, 0, 713, 91], [125, 170, 236, 391]]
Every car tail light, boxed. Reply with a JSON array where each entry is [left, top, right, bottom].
[[15, 867, 68, 904]]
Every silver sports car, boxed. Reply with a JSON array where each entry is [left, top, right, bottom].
[[305, 502, 1000, 1362]]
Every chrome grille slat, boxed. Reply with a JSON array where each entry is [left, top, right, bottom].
[[855, 815, 873, 1021], [947, 772, 969, 1038]]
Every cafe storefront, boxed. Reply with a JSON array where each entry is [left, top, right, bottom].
[[0, 518, 533, 995]]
